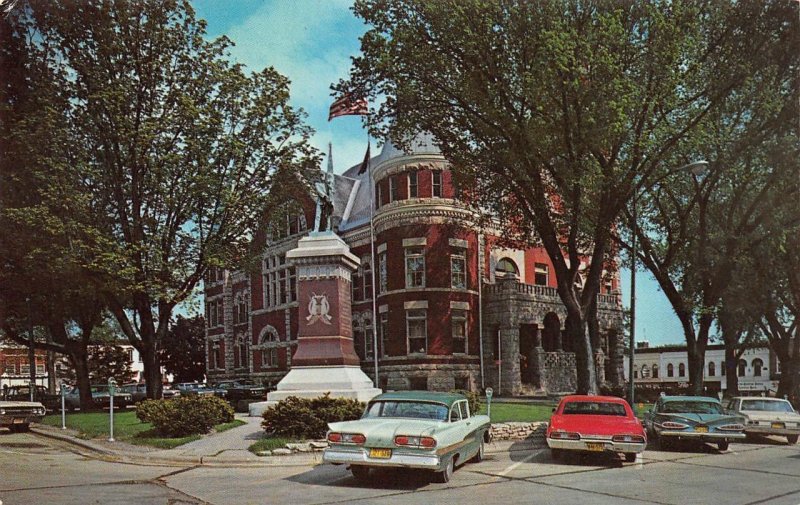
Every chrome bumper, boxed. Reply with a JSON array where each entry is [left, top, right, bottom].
[[323, 447, 441, 470], [0, 413, 42, 426], [745, 426, 800, 437], [546, 438, 645, 454], [659, 430, 746, 441]]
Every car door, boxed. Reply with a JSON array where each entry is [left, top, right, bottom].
[[459, 400, 482, 458]]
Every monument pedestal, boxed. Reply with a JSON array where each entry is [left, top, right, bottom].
[[249, 232, 381, 416]]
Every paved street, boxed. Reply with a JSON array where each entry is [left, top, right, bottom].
[[1, 430, 799, 505]]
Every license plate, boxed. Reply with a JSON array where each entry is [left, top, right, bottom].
[[772, 422, 785, 429], [369, 448, 392, 459], [695, 426, 708, 433], [585, 442, 604, 452], [12, 418, 25, 424]]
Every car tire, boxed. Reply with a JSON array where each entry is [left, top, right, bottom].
[[551, 448, 564, 460], [787, 435, 798, 445], [435, 457, 454, 483], [657, 434, 672, 451], [470, 440, 485, 463], [717, 441, 729, 452], [624, 452, 637, 463], [350, 465, 370, 481]]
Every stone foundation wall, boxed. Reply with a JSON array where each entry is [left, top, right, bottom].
[[489, 421, 548, 441], [379, 363, 482, 392], [542, 351, 577, 393]]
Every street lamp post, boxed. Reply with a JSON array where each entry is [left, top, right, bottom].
[[629, 160, 709, 407]]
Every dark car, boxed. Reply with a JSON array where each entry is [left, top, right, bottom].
[[175, 382, 226, 398], [63, 385, 132, 411], [120, 383, 181, 403], [2, 385, 61, 412], [213, 380, 266, 410]]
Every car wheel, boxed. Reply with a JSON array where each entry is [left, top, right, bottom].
[[657, 434, 672, 451], [470, 440, 485, 463], [551, 448, 564, 460], [787, 435, 798, 445], [350, 465, 370, 481], [717, 441, 729, 452], [435, 457, 454, 483], [624, 452, 637, 463]]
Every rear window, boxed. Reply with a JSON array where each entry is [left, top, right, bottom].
[[364, 400, 449, 421], [661, 401, 722, 414], [741, 400, 794, 413], [562, 401, 626, 416]]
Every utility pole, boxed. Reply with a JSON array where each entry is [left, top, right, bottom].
[[26, 297, 36, 401]]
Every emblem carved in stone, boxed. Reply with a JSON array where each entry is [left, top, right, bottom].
[[306, 293, 333, 326]]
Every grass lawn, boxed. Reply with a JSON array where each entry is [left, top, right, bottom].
[[40, 411, 245, 449], [477, 401, 556, 423], [248, 436, 299, 454]]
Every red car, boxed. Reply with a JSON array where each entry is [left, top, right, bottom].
[[547, 395, 646, 463]]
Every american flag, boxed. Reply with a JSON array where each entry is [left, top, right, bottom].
[[328, 93, 368, 121]]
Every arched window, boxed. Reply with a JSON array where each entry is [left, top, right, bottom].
[[708, 361, 716, 377], [641, 365, 650, 379], [738, 359, 747, 377], [266, 201, 307, 243], [237, 335, 248, 369], [678, 363, 686, 377], [495, 258, 519, 278], [721, 362, 726, 376], [652, 364, 659, 379], [667, 363, 674, 377], [752, 358, 763, 377], [257, 326, 280, 368]]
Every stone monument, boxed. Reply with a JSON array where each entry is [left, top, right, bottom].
[[249, 231, 381, 416]]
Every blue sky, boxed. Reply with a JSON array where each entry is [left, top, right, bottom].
[[191, 0, 688, 346]]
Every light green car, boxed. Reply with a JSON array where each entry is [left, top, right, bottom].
[[323, 391, 492, 483]]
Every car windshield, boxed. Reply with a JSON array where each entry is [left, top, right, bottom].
[[741, 400, 794, 413], [363, 400, 449, 421], [562, 401, 627, 416], [661, 401, 722, 414], [90, 386, 110, 393]]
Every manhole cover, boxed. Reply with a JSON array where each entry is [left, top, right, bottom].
[[0, 442, 48, 449]]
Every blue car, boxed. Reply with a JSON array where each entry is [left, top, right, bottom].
[[643, 396, 746, 451]]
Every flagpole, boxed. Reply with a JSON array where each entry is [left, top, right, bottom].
[[368, 135, 380, 389]]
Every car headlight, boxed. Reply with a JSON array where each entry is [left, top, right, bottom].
[[660, 421, 689, 430], [0, 409, 5, 415]]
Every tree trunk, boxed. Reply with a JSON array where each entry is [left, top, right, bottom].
[[139, 343, 163, 399], [564, 303, 596, 395], [724, 345, 739, 397], [69, 351, 94, 411]]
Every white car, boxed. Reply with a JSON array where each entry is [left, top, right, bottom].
[[724, 396, 799, 445], [0, 400, 47, 432]]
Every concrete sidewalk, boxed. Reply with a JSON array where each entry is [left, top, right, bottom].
[[30, 414, 544, 468]]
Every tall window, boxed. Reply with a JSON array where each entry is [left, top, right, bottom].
[[378, 252, 388, 293], [353, 319, 365, 360], [210, 341, 223, 370], [738, 359, 747, 377], [451, 310, 467, 354], [376, 182, 383, 209], [408, 171, 418, 198], [263, 255, 296, 308], [363, 260, 373, 300], [678, 363, 686, 377], [407, 309, 427, 354], [234, 335, 248, 369], [641, 365, 650, 378], [352, 266, 363, 302], [432, 171, 442, 197], [652, 364, 659, 379], [451, 249, 466, 289], [534, 263, 549, 286], [379, 312, 389, 357], [364, 317, 374, 360], [405, 247, 425, 288], [708, 361, 716, 377], [206, 299, 223, 328], [667, 363, 674, 377], [267, 202, 307, 242], [235, 293, 248, 325], [752, 358, 763, 377], [389, 175, 399, 202], [721, 362, 726, 376], [260, 330, 279, 368]]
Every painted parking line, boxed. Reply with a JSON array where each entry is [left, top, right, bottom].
[[498, 449, 545, 476]]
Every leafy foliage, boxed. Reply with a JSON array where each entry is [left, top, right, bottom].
[[136, 395, 234, 438], [160, 315, 207, 383], [261, 394, 364, 439], [451, 389, 481, 414]]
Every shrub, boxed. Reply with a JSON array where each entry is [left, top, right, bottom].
[[262, 394, 364, 439], [452, 389, 481, 414], [136, 395, 234, 437]]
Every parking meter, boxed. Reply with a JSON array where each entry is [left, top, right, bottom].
[[485, 387, 493, 419], [108, 378, 117, 442], [60, 383, 68, 429]]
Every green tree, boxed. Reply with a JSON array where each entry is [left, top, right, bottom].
[[5, 0, 320, 399], [160, 315, 207, 384], [339, 0, 795, 393]]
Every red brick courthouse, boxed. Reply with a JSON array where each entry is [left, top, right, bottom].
[[204, 134, 624, 396]]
